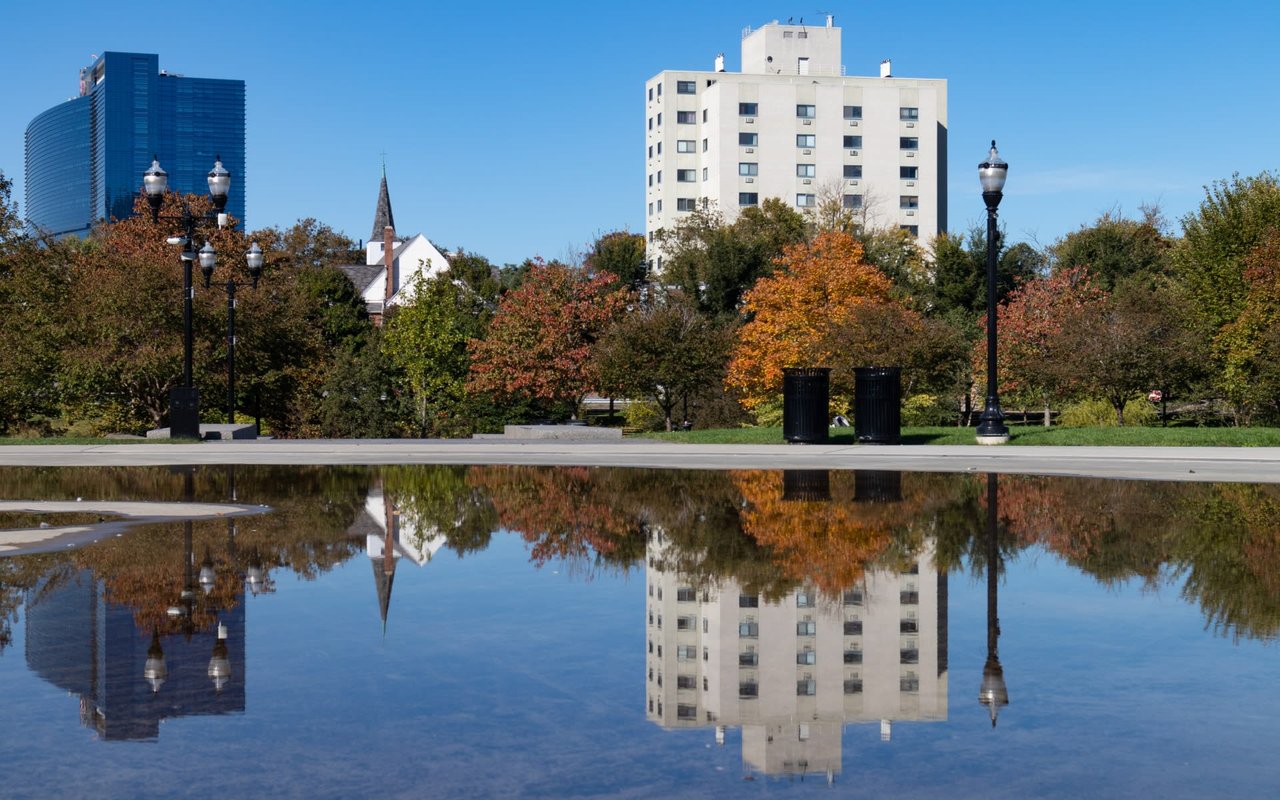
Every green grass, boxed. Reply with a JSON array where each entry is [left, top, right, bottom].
[[643, 425, 1280, 446]]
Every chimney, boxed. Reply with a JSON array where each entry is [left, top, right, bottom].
[[880, 59, 892, 78], [826, 14, 834, 27], [383, 224, 396, 305], [714, 53, 725, 72]]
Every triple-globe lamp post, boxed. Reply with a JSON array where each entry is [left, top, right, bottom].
[[976, 141, 1010, 444], [142, 156, 262, 438]]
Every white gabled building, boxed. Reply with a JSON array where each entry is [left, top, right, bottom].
[[644, 17, 947, 269], [339, 170, 450, 326]]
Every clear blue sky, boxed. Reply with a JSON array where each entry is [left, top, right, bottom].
[[2, 0, 1277, 265]]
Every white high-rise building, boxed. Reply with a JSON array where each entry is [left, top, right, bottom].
[[644, 17, 947, 265], [643, 528, 948, 779]]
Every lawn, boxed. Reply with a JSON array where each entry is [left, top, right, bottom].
[[643, 425, 1280, 446]]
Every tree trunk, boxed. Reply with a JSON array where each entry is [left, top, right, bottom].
[[1043, 404, 1051, 428], [1115, 403, 1125, 426]]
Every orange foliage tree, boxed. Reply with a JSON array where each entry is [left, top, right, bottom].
[[726, 232, 895, 412]]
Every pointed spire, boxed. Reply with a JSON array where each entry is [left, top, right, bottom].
[[371, 167, 395, 243]]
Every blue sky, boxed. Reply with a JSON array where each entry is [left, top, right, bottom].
[[2, 0, 1277, 265]]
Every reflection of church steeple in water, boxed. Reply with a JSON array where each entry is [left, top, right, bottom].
[[354, 478, 448, 632], [644, 470, 948, 780], [978, 472, 1009, 727], [23, 569, 246, 741]]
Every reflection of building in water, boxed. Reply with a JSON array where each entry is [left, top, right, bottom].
[[644, 532, 947, 779], [348, 482, 448, 628], [24, 569, 245, 740]]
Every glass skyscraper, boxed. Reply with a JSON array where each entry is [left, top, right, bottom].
[[24, 52, 245, 238]]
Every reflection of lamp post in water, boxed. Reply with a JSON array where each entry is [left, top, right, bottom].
[[144, 629, 167, 693], [978, 472, 1009, 726], [208, 620, 231, 692]]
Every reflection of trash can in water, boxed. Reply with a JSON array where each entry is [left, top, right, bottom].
[[854, 367, 901, 445], [783, 470, 832, 501], [783, 367, 830, 444]]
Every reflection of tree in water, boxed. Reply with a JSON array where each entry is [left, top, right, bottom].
[[0, 466, 373, 637], [381, 465, 498, 557]]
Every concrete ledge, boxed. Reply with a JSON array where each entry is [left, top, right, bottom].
[[146, 423, 258, 440], [502, 425, 622, 441]]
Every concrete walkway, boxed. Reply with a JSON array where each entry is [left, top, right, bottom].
[[1, 440, 1279, 483]]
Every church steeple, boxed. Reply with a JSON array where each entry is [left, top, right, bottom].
[[371, 166, 395, 243]]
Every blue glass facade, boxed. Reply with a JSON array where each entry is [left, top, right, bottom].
[[25, 52, 245, 238]]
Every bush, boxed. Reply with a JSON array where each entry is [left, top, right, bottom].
[[1059, 397, 1158, 427], [624, 401, 664, 432], [902, 394, 948, 427]]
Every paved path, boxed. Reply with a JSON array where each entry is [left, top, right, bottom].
[[2, 440, 1280, 483]]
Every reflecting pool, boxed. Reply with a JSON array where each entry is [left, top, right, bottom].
[[1, 466, 1278, 798]]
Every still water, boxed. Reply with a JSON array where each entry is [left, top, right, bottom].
[[0, 466, 1277, 799]]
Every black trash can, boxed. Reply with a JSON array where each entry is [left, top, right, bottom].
[[783, 470, 832, 501], [854, 470, 903, 502], [854, 367, 901, 445], [169, 386, 200, 440], [782, 367, 830, 444]]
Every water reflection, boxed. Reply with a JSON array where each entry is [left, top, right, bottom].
[[1, 463, 1278, 769]]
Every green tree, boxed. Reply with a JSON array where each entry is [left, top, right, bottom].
[[255, 218, 361, 269], [585, 231, 647, 287], [1175, 172, 1280, 330], [0, 170, 22, 248], [594, 296, 734, 430], [314, 330, 412, 437], [928, 226, 1039, 317], [1052, 210, 1171, 290], [295, 265, 370, 350], [383, 272, 489, 436]]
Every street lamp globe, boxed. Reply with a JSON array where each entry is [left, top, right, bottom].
[[207, 157, 231, 209], [979, 140, 1008, 195], [246, 242, 264, 286], [143, 158, 168, 220]]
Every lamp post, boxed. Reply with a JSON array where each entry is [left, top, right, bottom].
[[201, 242, 264, 428], [978, 472, 1009, 726], [976, 141, 1010, 444], [141, 155, 234, 439]]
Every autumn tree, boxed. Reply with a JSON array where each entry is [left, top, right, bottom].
[[726, 231, 895, 413], [594, 296, 734, 430], [1214, 229, 1280, 422], [467, 260, 628, 419]]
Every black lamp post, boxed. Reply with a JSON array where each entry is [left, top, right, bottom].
[[141, 155, 235, 439], [976, 141, 1010, 444], [201, 242, 264, 427]]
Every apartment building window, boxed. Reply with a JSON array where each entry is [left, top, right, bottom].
[[739, 681, 759, 698], [797, 679, 817, 696], [796, 134, 815, 147], [677, 704, 698, 720], [656, 112, 662, 126], [677, 80, 696, 94], [796, 193, 816, 208], [843, 165, 862, 179], [739, 132, 758, 146], [796, 591, 815, 608], [739, 621, 759, 638], [739, 594, 759, 608], [702, 109, 708, 122], [783, 30, 793, 38], [900, 195, 919, 209], [657, 84, 662, 96], [676, 111, 696, 124], [656, 199, 662, 212], [677, 140, 696, 153], [796, 164, 816, 178], [901, 225, 920, 237], [677, 587, 696, 602], [647, 203, 653, 216], [648, 87, 653, 101], [900, 648, 920, 665], [739, 162, 758, 176], [676, 198, 697, 211], [797, 31, 808, 38], [843, 619, 863, 635], [739, 102, 758, 116], [796, 620, 817, 635], [648, 117, 653, 131], [647, 174, 653, 187], [702, 138, 709, 152], [677, 675, 697, 689], [843, 589, 863, 606], [901, 590, 920, 604], [739, 192, 759, 206], [900, 137, 919, 150], [843, 649, 863, 664], [739, 651, 758, 666], [647, 145, 653, 159], [677, 615, 696, 630], [656, 170, 662, 184], [702, 167, 708, 181], [796, 650, 817, 665], [843, 679, 863, 695], [900, 166, 919, 179], [900, 106, 919, 120], [843, 135, 862, 148], [843, 105, 862, 119], [900, 619, 919, 634], [796, 104, 816, 118], [677, 644, 697, 660], [657, 141, 662, 155], [677, 169, 696, 182], [843, 194, 863, 209], [900, 675, 920, 692]]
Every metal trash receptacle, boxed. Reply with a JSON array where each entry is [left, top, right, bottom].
[[782, 367, 830, 444], [854, 367, 901, 445]]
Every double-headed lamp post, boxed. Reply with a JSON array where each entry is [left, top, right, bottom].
[[203, 242, 263, 427], [141, 156, 260, 437], [976, 141, 1010, 444]]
